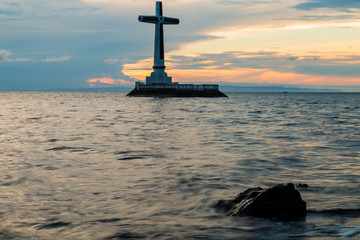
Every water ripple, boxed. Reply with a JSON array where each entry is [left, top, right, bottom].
[[0, 92, 359, 239]]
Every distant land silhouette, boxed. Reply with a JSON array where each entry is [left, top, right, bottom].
[[44, 84, 348, 92]]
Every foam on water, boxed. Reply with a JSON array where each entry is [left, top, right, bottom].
[[0, 92, 359, 239]]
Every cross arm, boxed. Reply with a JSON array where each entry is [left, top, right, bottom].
[[138, 15, 159, 24], [163, 17, 179, 25], [138, 15, 179, 25]]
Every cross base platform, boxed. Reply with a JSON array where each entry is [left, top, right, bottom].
[[127, 82, 227, 97]]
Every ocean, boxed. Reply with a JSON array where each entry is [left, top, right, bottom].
[[0, 92, 359, 239]]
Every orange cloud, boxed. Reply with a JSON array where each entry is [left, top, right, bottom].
[[122, 52, 360, 87], [170, 68, 360, 86], [87, 77, 133, 87], [123, 64, 360, 86]]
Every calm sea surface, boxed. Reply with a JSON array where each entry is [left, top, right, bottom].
[[0, 92, 359, 239]]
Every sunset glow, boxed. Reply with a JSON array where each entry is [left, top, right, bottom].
[[1, 0, 360, 91], [120, 4, 360, 89], [124, 64, 360, 86], [87, 77, 133, 87]]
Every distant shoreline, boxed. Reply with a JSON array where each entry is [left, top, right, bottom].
[[1, 84, 360, 93]]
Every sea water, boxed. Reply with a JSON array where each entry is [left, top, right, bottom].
[[0, 92, 359, 239]]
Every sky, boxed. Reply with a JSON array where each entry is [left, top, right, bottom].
[[1, 0, 360, 91]]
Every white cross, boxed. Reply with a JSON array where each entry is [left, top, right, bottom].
[[139, 1, 179, 85]]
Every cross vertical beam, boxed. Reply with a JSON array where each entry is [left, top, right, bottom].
[[155, 1, 164, 68]]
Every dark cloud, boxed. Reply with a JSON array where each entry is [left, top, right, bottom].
[[216, 0, 243, 5], [5, 3, 21, 7], [301, 14, 360, 20], [287, 56, 299, 61], [216, 0, 281, 5], [171, 51, 297, 70], [0, 2, 22, 16], [0, 9, 20, 15], [169, 51, 360, 78], [295, 0, 360, 11], [295, 64, 360, 77], [276, 14, 360, 21]]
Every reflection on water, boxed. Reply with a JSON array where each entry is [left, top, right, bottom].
[[0, 92, 359, 239]]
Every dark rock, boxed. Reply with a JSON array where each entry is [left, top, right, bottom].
[[295, 183, 309, 188], [215, 183, 307, 221]]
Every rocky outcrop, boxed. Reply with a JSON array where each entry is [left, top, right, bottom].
[[215, 183, 307, 221]]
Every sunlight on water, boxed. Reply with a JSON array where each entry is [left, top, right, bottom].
[[0, 92, 359, 239]]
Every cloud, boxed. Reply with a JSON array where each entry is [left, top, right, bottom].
[[294, 63, 360, 77], [41, 56, 72, 62], [216, 0, 243, 5], [87, 77, 133, 87], [285, 14, 360, 21], [123, 50, 360, 86], [0, 49, 35, 62], [0, 49, 12, 61], [0, 9, 18, 15], [0, 2, 21, 16], [2, 0, 360, 90], [12, 58, 34, 62], [294, 0, 360, 11], [6, 58, 35, 62], [287, 56, 299, 61], [126, 62, 360, 87], [104, 58, 119, 64]]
